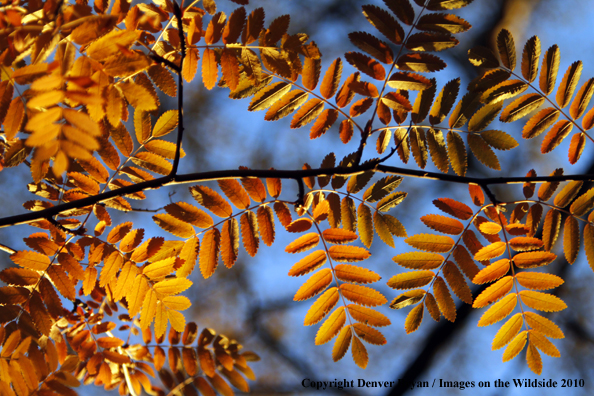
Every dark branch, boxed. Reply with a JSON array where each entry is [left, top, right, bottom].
[[0, 163, 592, 229], [171, 0, 185, 176]]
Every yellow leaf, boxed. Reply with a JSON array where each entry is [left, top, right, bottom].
[[351, 336, 368, 369], [328, 245, 370, 262], [240, 210, 259, 257], [119, 81, 158, 111], [249, 82, 291, 111], [519, 290, 567, 312], [321, 229, 357, 244], [178, 237, 199, 277], [127, 275, 149, 317], [479, 222, 502, 235], [492, 313, 523, 350], [340, 284, 386, 307], [183, 46, 199, 83], [473, 276, 514, 308], [165, 202, 213, 229], [392, 252, 443, 269], [103, 52, 151, 77], [524, 312, 564, 339], [390, 289, 426, 309], [405, 233, 454, 252], [529, 330, 560, 357], [503, 331, 527, 362], [133, 152, 172, 175], [143, 257, 176, 280], [153, 278, 192, 296], [404, 304, 424, 334], [425, 293, 441, 321], [285, 233, 319, 254], [357, 203, 373, 248], [526, 341, 542, 375], [332, 325, 352, 362], [113, 261, 137, 302], [97, 337, 125, 349], [347, 304, 391, 327], [433, 276, 456, 322], [474, 241, 506, 261], [293, 269, 333, 301], [478, 292, 517, 327], [514, 272, 563, 290], [513, 251, 557, 269], [154, 303, 167, 338], [153, 213, 195, 238], [288, 250, 327, 277], [420, 214, 464, 235], [334, 264, 381, 284], [4, 98, 24, 140], [140, 290, 158, 329], [472, 259, 510, 284], [352, 322, 386, 345], [304, 287, 339, 325], [152, 110, 179, 138], [387, 270, 434, 290], [315, 307, 346, 345], [168, 310, 186, 332], [10, 250, 50, 271], [100, 251, 123, 287], [87, 29, 140, 60], [190, 185, 233, 217], [200, 228, 220, 279]]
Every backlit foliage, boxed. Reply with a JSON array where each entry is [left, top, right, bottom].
[[0, 0, 593, 394]]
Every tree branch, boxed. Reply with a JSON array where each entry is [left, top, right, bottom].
[[0, 163, 592, 229]]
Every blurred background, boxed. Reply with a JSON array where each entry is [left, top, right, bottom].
[[2, 0, 594, 395]]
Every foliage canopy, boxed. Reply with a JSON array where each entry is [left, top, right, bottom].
[[0, 0, 593, 394]]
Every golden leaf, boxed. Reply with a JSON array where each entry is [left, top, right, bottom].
[[340, 283, 386, 307], [304, 287, 339, 326], [143, 257, 176, 280], [529, 330, 560, 357], [563, 216, 579, 264], [515, 272, 563, 291], [539, 44, 560, 95], [328, 245, 370, 262], [294, 268, 333, 301], [502, 331, 527, 362], [393, 252, 443, 270], [241, 177, 267, 203], [302, 57, 321, 91], [240, 211, 259, 257], [556, 60, 582, 108], [496, 29, 516, 70], [291, 98, 324, 129], [473, 276, 514, 308], [322, 229, 357, 244], [357, 204, 373, 248], [347, 304, 391, 327], [523, 107, 559, 139], [519, 290, 567, 312], [406, 32, 459, 52], [315, 307, 346, 345], [153, 278, 192, 296], [127, 275, 149, 317], [473, 259, 510, 284], [332, 326, 352, 362], [524, 312, 564, 339], [257, 206, 275, 247], [153, 213, 195, 238], [513, 251, 557, 269], [200, 228, 220, 279], [132, 152, 172, 175], [334, 264, 380, 284], [508, 236, 543, 252], [264, 90, 308, 121], [420, 214, 463, 235], [405, 304, 424, 334], [541, 119, 572, 154], [190, 185, 233, 217], [568, 133, 586, 164], [47, 265, 76, 301], [527, 342, 542, 375], [10, 250, 50, 271], [478, 292, 516, 327], [152, 110, 178, 138], [249, 82, 291, 111], [165, 202, 214, 229], [492, 313, 523, 350], [351, 335, 368, 369], [289, 250, 327, 277], [353, 323, 386, 345], [433, 276, 456, 321], [285, 233, 320, 254], [570, 187, 594, 216], [405, 233, 454, 253], [474, 241, 506, 261]]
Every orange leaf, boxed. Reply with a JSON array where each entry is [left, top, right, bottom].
[[420, 214, 464, 235], [304, 287, 339, 326], [190, 185, 233, 217], [10, 250, 50, 271], [334, 264, 380, 284], [473, 276, 513, 308], [332, 325, 352, 362], [257, 206, 275, 246], [339, 284, 386, 307], [472, 259, 510, 284], [218, 179, 250, 209], [293, 269, 333, 301], [202, 48, 218, 90], [478, 292, 517, 327], [492, 313, 523, 350], [328, 246, 370, 262], [352, 323, 386, 345], [392, 252, 443, 270], [240, 211, 259, 257], [524, 312, 564, 339], [387, 270, 434, 290], [433, 276, 456, 322], [153, 213, 195, 238], [502, 331, 528, 362], [519, 290, 567, 312], [199, 228, 220, 279], [315, 307, 346, 345], [433, 197, 473, 220], [404, 304, 424, 334], [474, 241, 506, 261], [347, 304, 391, 327], [288, 250, 327, 277], [405, 233, 454, 252], [351, 336, 368, 369], [514, 272, 563, 290], [321, 228, 358, 244], [513, 251, 556, 269]]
